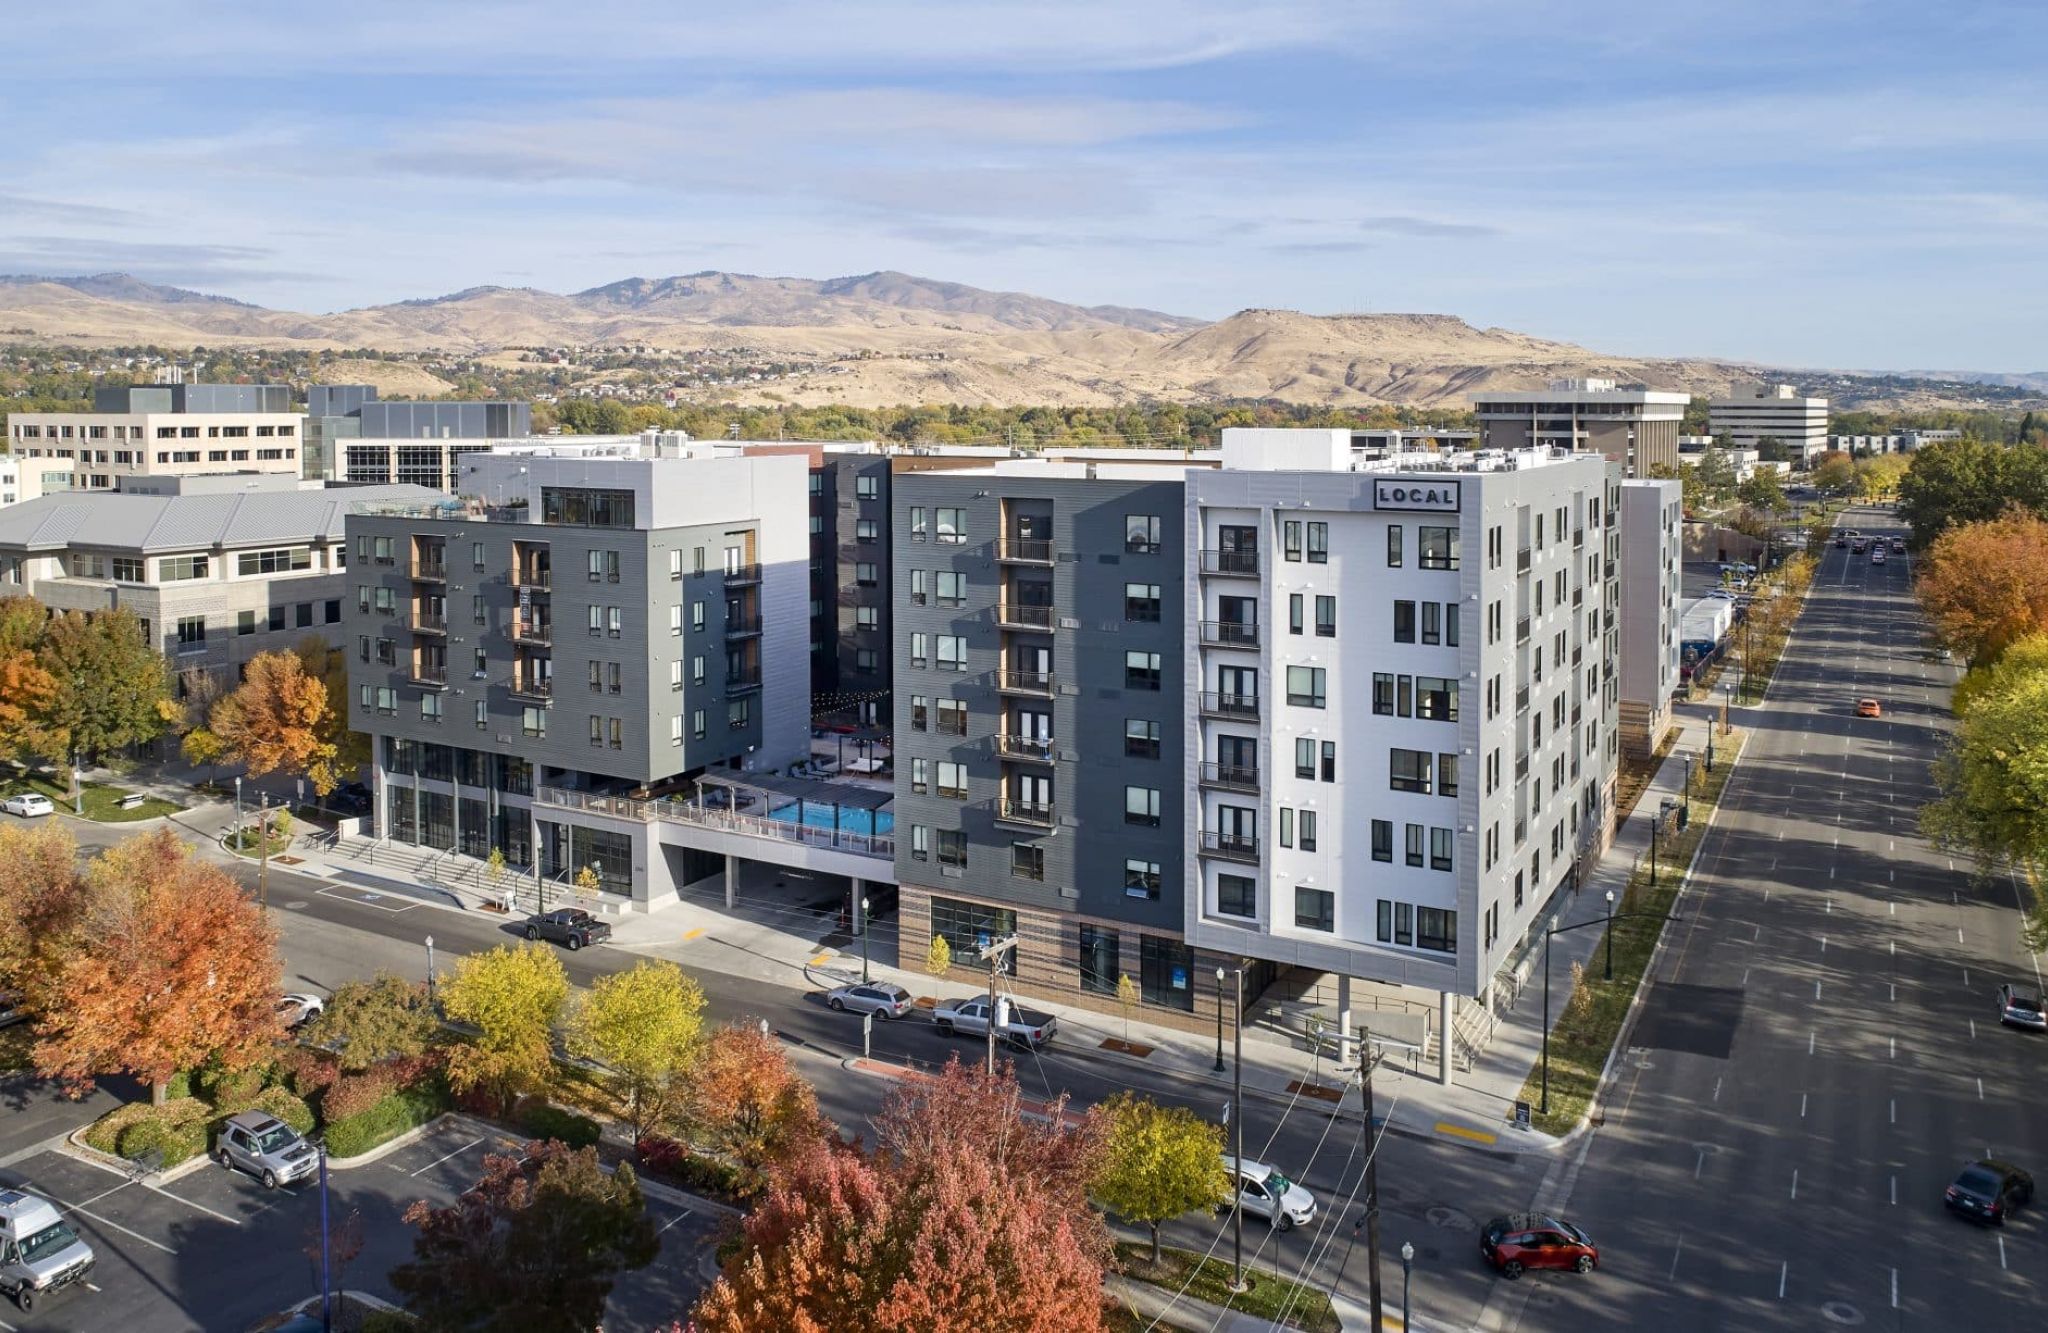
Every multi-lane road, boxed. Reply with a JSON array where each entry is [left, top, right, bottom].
[[1522, 506, 2047, 1330]]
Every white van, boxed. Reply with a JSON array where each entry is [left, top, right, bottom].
[[0, 1189, 95, 1313]]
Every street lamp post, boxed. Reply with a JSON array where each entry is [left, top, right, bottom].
[[1603, 889, 1616, 980], [1400, 1241, 1415, 1333], [318, 1146, 333, 1333], [234, 775, 243, 835], [1227, 965, 1246, 1295], [1541, 910, 1681, 1114], [1213, 966, 1227, 1073], [860, 896, 871, 984], [425, 935, 436, 1001], [1650, 816, 1660, 890]]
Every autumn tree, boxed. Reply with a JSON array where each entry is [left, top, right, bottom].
[[682, 1023, 828, 1185], [566, 959, 705, 1147], [35, 607, 172, 764], [304, 970, 439, 1072], [0, 822, 86, 1018], [34, 829, 283, 1101], [392, 1140, 658, 1333], [1812, 451, 1858, 494], [1093, 1092, 1229, 1263], [0, 645, 58, 765], [1736, 469, 1786, 513], [1918, 511, 2048, 666], [294, 634, 369, 785], [1897, 437, 2048, 548], [209, 650, 339, 793], [438, 943, 568, 1112], [1925, 661, 2048, 950]]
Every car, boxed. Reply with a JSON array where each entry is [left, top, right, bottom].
[[1890, 537, 1906, 553], [931, 996, 1058, 1049], [1224, 1157, 1317, 1231], [825, 982, 915, 1019], [276, 993, 324, 1029], [1834, 535, 1848, 548], [0, 1188, 94, 1313], [1998, 982, 2047, 1031], [1945, 1160, 2034, 1225], [0, 990, 25, 1030], [214, 1110, 319, 1189], [523, 907, 612, 950], [1856, 698, 1881, 718], [1, 793, 54, 819], [1482, 1214, 1599, 1278], [1704, 589, 1736, 600]]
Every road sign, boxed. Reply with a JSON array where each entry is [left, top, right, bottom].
[[1513, 1100, 1533, 1131]]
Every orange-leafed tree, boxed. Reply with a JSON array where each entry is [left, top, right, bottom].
[[0, 648, 58, 765], [209, 650, 339, 794], [1919, 511, 2048, 667], [34, 829, 284, 1102], [0, 822, 87, 1018], [681, 1023, 830, 1187]]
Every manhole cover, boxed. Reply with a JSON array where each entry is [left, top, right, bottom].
[[1426, 1205, 1477, 1233], [284, 900, 308, 911], [1821, 1301, 1864, 1325]]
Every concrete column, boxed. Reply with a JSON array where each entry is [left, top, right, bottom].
[[1439, 990, 1455, 1086], [725, 853, 740, 910], [1336, 974, 1356, 1067]]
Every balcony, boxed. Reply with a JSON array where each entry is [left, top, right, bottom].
[[1199, 691, 1260, 722], [1516, 686, 1530, 712], [996, 538, 1054, 566], [724, 563, 762, 587], [724, 613, 763, 638], [1515, 617, 1531, 645], [1200, 619, 1260, 650], [726, 672, 763, 696], [511, 621, 553, 647], [410, 611, 447, 635], [996, 669, 1055, 697], [410, 560, 447, 583], [996, 797, 1055, 829], [510, 677, 553, 703], [1199, 549, 1259, 578], [996, 734, 1055, 763], [409, 666, 448, 689], [513, 570, 552, 592], [1573, 528, 1585, 548], [1515, 753, 1530, 781], [1199, 762, 1260, 794], [1198, 831, 1260, 864], [997, 603, 1054, 631]]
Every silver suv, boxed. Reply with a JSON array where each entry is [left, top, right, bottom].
[[215, 1111, 318, 1188]]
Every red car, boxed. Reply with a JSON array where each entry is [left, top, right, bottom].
[[1482, 1214, 1599, 1279]]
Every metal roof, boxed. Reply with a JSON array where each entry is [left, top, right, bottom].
[[0, 484, 441, 554]]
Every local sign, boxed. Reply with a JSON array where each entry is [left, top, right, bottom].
[[1372, 477, 1461, 512]]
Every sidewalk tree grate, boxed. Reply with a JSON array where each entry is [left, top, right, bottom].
[[1285, 1079, 1344, 1104], [1098, 1038, 1154, 1058]]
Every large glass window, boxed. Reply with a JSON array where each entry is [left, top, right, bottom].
[[1390, 748, 1434, 793], [1139, 935, 1194, 1011], [1419, 525, 1460, 570], [570, 827, 633, 896], [1417, 907, 1458, 953], [540, 487, 635, 527], [931, 897, 1016, 972], [1416, 676, 1459, 722], [1286, 666, 1325, 708], [1217, 874, 1257, 918], [1079, 926, 1120, 995], [1295, 887, 1335, 933], [1125, 858, 1161, 899]]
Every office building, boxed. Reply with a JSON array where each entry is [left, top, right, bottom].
[[6, 383, 304, 489], [1183, 430, 1622, 1059], [0, 453, 72, 508], [1472, 379, 1687, 478], [309, 385, 534, 489], [1617, 479, 1683, 758], [1708, 384, 1828, 463]]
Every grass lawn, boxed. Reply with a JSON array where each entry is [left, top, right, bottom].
[[1514, 728, 1748, 1135], [1115, 1241, 1339, 1332], [0, 774, 183, 822], [224, 826, 294, 857]]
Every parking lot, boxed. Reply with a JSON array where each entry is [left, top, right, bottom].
[[0, 1120, 717, 1332]]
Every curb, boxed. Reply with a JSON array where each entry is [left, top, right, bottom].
[[59, 1125, 214, 1188]]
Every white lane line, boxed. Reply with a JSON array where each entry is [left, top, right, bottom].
[[1815, 981, 1823, 1000], [411, 1135, 487, 1178], [1890, 1175, 1897, 1205], [1892, 1268, 1899, 1309], [1958, 927, 1965, 944], [1695, 1148, 1708, 1181], [1821, 935, 1828, 953], [1970, 1019, 1977, 1039], [1790, 1169, 1799, 1200], [76, 1181, 132, 1209], [1999, 1235, 2008, 1270], [1891, 982, 1897, 1001], [1778, 1261, 1789, 1299], [1889, 1035, 1896, 1060], [657, 1210, 694, 1236], [1890, 901, 1896, 916], [1800, 1092, 1809, 1117], [1668, 1233, 1685, 1281], [1977, 1077, 1985, 1101], [1890, 1098, 1897, 1124], [147, 1181, 243, 1226], [1713, 1077, 1723, 1102], [1742, 967, 1750, 986], [1808, 1031, 1816, 1055]]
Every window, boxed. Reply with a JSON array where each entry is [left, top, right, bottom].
[[589, 714, 604, 747], [937, 762, 967, 799], [1417, 907, 1457, 953], [936, 830, 967, 868], [474, 542, 487, 571], [911, 633, 928, 667], [856, 606, 879, 630], [1125, 514, 1161, 553], [376, 637, 395, 666], [1218, 874, 1257, 918], [1315, 595, 1336, 638], [855, 562, 878, 587], [589, 606, 603, 636], [692, 709, 706, 740], [1125, 718, 1160, 759], [421, 693, 442, 723], [729, 696, 751, 731], [910, 758, 928, 794], [1419, 525, 1459, 570], [1012, 844, 1045, 881], [1079, 926, 1120, 994], [1406, 823, 1425, 866], [1295, 887, 1335, 933], [175, 615, 206, 648], [1289, 594, 1303, 635], [1374, 673, 1395, 716], [1396, 902, 1414, 946], [607, 607, 622, 638], [1125, 858, 1163, 900], [1297, 810, 1317, 852], [1386, 525, 1403, 567], [1390, 748, 1434, 793], [936, 635, 966, 671], [934, 507, 966, 544], [691, 656, 706, 684], [111, 557, 143, 582], [522, 706, 547, 738], [856, 473, 880, 500], [1393, 600, 1416, 642], [1372, 819, 1393, 862], [296, 602, 313, 629], [1283, 520, 1303, 562], [1422, 602, 1441, 645], [692, 601, 706, 631], [935, 571, 965, 605], [1286, 666, 1325, 708], [1125, 786, 1161, 827], [1438, 752, 1460, 797], [1416, 676, 1458, 721], [237, 610, 256, 636], [910, 695, 929, 730], [1431, 827, 1455, 872], [937, 698, 967, 734], [910, 570, 928, 605], [911, 824, 929, 861], [1295, 738, 1316, 779], [1139, 936, 1194, 1011], [1307, 522, 1328, 564], [1124, 582, 1161, 622], [1125, 651, 1161, 690], [159, 555, 209, 581], [475, 699, 489, 729], [236, 547, 312, 576], [909, 507, 928, 541], [1322, 741, 1336, 782], [856, 648, 877, 672], [1279, 807, 1292, 848]]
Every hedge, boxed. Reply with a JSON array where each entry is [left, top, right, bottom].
[[637, 1135, 749, 1202], [237, 1086, 316, 1138], [112, 1100, 210, 1168], [323, 1086, 449, 1159], [515, 1101, 602, 1149]]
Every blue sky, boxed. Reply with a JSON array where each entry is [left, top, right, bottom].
[[1, 1, 2042, 370]]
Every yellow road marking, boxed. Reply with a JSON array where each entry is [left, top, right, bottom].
[[680, 927, 704, 940], [808, 952, 833, 966], [1436, 1121, 1498, 1145]]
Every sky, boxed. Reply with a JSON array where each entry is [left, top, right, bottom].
[[0, 1, 2042, 370]]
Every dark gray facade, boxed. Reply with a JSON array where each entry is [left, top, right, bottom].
[[306, 385, 379, 418], [812, 453, 891, 717]]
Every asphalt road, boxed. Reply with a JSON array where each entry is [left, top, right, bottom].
[[1514, 506, 2048, 1331]]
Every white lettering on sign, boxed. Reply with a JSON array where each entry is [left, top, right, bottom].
[[1373, 478, 1461, 512]]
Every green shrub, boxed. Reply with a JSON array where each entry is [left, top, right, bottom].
[[322, 1068, 397, 1123], [202, 1058, 275, 1114], [83, 1103, 154, 1155], [358, 1311, 419, 1333], [323, 1087, 448, 1159], [165, 1070, 194, 1101], [238, 1086, 316, 1137], [515, 1100, 602, 1149], [276, 1046, 340, 1098], [114, 1101, 209, 1168]]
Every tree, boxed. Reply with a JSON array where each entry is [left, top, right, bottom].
[[438, 943, 568, 1112], [566, 960, 705, 1147], [35, 607, 172, 765], [0, 646, 57, 765], [180, 726, 226, 786], [294, 634, 369, 786], [1675, 461, 1705, 513], [1754, 435, 1793, 462], [1115, 973, 1139, 1043], [0, 822, 86, 1019], [1092, 1092, 1229, 1263], [1737, 469, 1786, 513], [303, 970, 439, 1072], [573, 864, 601, 904], [1693, 446, 1738, 503], [1925, 662, 2048, 950], [209, 650, 338, 793], [34, 829, 283, 1101], [925, 932, 951, 978], [1953, 632, 2048, 719], [1812, 451, 1858, 495], [1917, 512, 2048, 666], [682, 1023, 828, 1183], [392, 1140, 658, 1333], [1898, 437, 2048, 549]]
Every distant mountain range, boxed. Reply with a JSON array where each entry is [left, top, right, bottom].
[[0, 270, 2031, 411]]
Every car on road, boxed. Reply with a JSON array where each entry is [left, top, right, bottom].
[[1481, 1214, 1600, 1278], [276, 992, 324, 1029], [1944, 1159, 2034, 1225], [1224, 1156, 1317, 1231], [1890, 537, 1906, 553], [215, 1110, 319, 1190], [1, 793, 54, 818], [1834, 535, 1847, 548], [0, 989, 25, 1029], [1851, 538, 1867, 553], [931, 996, 1057, 1048], [825, 982, 914, 1018], [522, 907, 612, 950], [0, 1188, 95, 1313], [1704, 588, 1736, 600], [1871, 546, 1887, 565], [1997, 982, 2047, 1031], [1856, 698, 1882, 717]]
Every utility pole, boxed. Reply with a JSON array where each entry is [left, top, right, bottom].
[[979, 935, 1019, 1077], [1361, 1031, 1385, 1332], [1229, 965, 1246, 1294]]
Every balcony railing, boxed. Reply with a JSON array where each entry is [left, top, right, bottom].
[[997, 603, 1054, 630], [1516, 548, 1532, 572], [996, 538, 1054, 565], [724, 614, 763, 637], [1198, 831, 1260, 864], [409, 666, 448, 689], [726, 672, 763, 695], [1199, 762, 1260, 794], [996, 797, 1055, 828], [996, 669, 1055, 696], [1199, 691, 1260, 721], [996, 734, 1055, 762], [510, 677, 553, 702], [535, 786, 892, 860], [1200, 620, 1260, 649], [1515, 753, 1530, 780], [724, 563, 762, 586], [411, 561, 447, 583], [513, 570, 552, 592], [411, 612, 447, 634], [511, 621, 552, 646], [1199, 549, 1259, 577]]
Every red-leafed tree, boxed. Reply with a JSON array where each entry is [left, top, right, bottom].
[[680, 1023, 829, 1186], [33, 828, 284, 1101]]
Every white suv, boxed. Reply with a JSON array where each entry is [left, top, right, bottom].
[[1224, 1156, 1317, 1231]]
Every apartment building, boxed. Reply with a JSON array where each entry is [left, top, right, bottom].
[[0, 482, 435, 691], [808, 446, 893, 718], [344, 444, 808, 898], [1707, 384, 1828, 463], [1617, 479, 1683, 758], [1472, 379, 1687, 478], [1182, 430, 1622, 1051], [6, 384, 303, 489]]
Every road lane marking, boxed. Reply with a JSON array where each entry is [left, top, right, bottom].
[[1800, 1092, 1809, 1117], [1668, 1233, 1685, 1280], [40, 1193, 175, 1254], [1964, 968, 1970, 986], [1790, 1169, 1799, 1199], [1890, 1175, 1896, 1205], [1970, 1019, 1977, 1039], [1892, 1268, 1899, 1309], [1977, 1077, 1985, 1101], [808, 952, 833, 966], [1999, 1235, 2008, 1270], [1434, 1122, 1498, 1145], [1808, 1032, 1816, 1055], [411, 1136, 487, 1178], [657, 1210, 694, 1236], [1778, 1262, 1788, 1299], [1821, 935, 1828, 953], [1889, 1035, 1895, 1060], [681, 927, 704, 940], [1890, 982, 1896, 1000], [148, 1182, 242, 1226], [1814, 981, 1822, 1000], [1890, 1099, 1896, 1124], [1958, 927, 1965, 944], [1712, 1077, 1722, 1102]]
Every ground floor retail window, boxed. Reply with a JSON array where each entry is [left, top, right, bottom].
[[1139, 935, 1194, 1011], [571, 826, 633, 896], [930, 896, 1017, 973], [1078, 925, 1119, 995]]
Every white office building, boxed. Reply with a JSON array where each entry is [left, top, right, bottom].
[[0, 454, 72, 509], [6, 384, 303, 490], [1183, 429, 1621, 1071], [1617, 479, 1683, 757], [1707, 384, 1828, 463]]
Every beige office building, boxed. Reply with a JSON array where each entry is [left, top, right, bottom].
[[1708, 384, 1828, 464], [6, 384, 304, 491], [1472, 379, 1688, 478]]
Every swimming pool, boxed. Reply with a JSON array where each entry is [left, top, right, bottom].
[[765, 802, 895, 836]]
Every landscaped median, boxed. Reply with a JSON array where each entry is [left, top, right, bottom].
[[1112, 1241, 1339, 1332], [0, 773, 183, 822], [1514, 726, 1749, 1136]]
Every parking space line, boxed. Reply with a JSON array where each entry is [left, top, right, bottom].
[[148, 1181, 243, 1225], [411, 1135, 487, 1178], [38, 1192, 177, 1255], [657, 1210, 694, 1236]]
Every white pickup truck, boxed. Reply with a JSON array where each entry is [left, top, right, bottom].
[[931, 996, 1058, 1049]]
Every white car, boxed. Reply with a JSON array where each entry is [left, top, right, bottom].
[[824, 982, 914, 1019], [1225, 1156, 1318, 1231], [276, 993, 324, 1029], [0, 794, 54, 818]]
